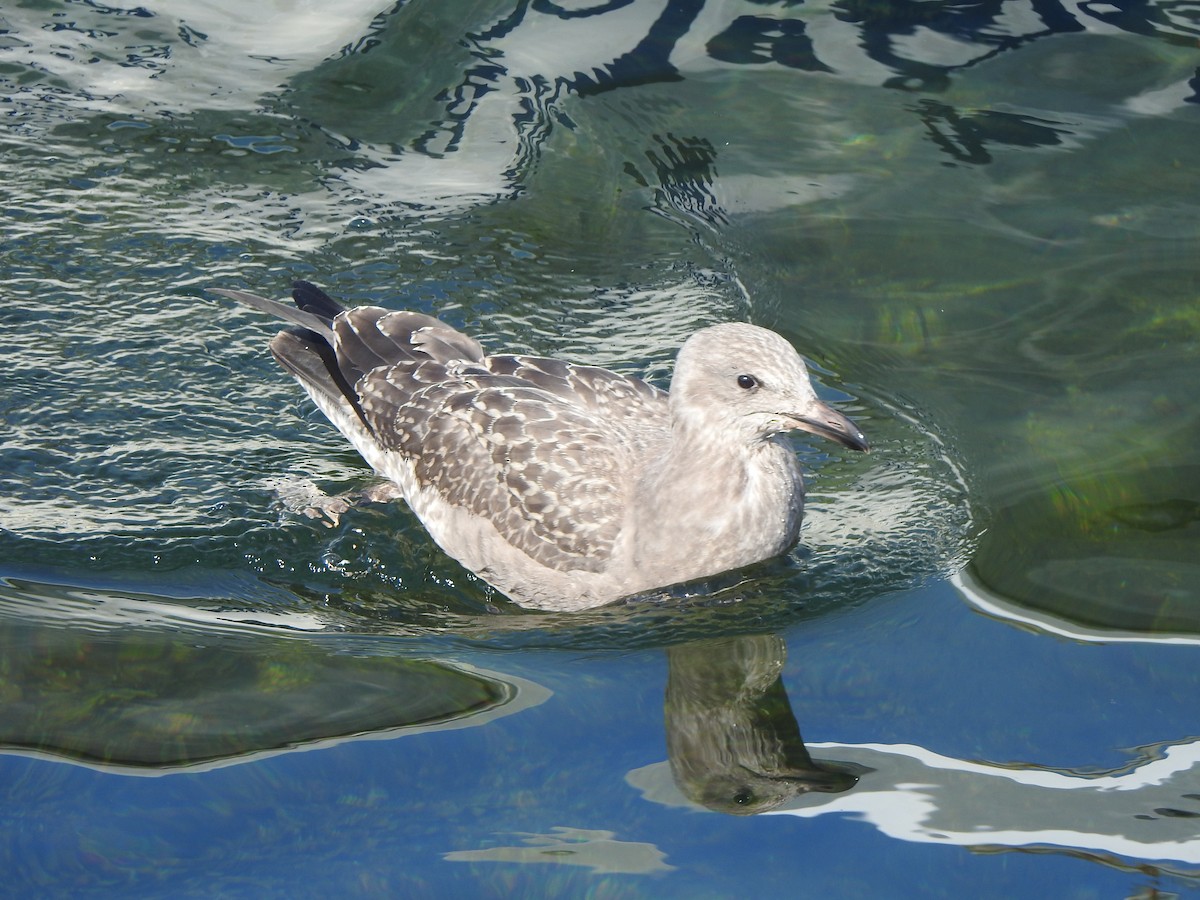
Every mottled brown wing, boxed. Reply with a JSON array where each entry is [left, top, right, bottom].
[[357, 359, 641, 572], [484, 355, 669, 451]]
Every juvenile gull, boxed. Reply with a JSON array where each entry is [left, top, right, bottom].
[[212, 281, 868, 611]]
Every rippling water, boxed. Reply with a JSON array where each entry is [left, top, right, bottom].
[[2, 1, 1199, 896]]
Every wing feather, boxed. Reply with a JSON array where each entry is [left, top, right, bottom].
[[483, 355, 668, 450], [360, 361, 641, 572]]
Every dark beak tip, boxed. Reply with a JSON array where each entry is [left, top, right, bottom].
[[792, 410, 869, 453], [840, 435, 869, 453]]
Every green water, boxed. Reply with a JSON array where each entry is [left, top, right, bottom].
[[2, 1, 1200, 896]]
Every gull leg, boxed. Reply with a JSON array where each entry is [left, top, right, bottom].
[[265, 475, 353, 527], [264, 475, 406, 527]]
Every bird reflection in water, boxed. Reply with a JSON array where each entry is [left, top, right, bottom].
[[663, 634, 863, 815]]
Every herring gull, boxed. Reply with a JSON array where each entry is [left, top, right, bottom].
[[212, 281, 868, 611]]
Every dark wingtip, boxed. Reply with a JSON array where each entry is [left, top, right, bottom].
[[291, 280, 346, 321], [270, 327, 373, 434]]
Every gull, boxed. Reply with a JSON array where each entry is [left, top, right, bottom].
[[212, 281, 868, 611]]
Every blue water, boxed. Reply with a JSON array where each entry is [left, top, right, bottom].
[[2, 1, 1200, 896]]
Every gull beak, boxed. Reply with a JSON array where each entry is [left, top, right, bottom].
[[789, 401, 869, 452]]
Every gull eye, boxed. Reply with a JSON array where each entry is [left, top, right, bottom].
[[736, 374, 758, 390]]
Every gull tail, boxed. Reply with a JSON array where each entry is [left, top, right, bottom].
[[211, 281, 372, 434], [210, 280, 340, 343]]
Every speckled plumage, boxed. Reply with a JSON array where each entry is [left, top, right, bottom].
[[213, 281, 868, 611]]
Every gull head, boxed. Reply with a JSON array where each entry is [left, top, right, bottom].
[[669, 323, 869, 452]]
